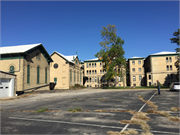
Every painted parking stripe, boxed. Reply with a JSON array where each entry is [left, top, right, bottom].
[[120, 91, 157, 133], [9, 117, 179, 134]]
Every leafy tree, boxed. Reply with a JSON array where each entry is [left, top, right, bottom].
[[95, 24, 126, 87], [170, 29, 180, 80]]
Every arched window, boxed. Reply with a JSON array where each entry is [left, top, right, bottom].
[[27, 65, 30, 83], [9, 66, 14, 74], [37, 67, 40, 84], [45, 68, 47, 84]]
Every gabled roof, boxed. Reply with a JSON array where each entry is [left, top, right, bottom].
[[128, 56, 145, 60], [83, 58, 102, 63], [51, 51, 77, 64], [150, 51, 178, 56], [0, 43, 41, 54], [0, 43, 53, 62]]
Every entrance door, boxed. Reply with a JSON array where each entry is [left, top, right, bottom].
[[0, 78, 10, 97]]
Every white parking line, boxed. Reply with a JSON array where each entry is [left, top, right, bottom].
[[120, 91, 157, 133], [9, 117, 179, 134]]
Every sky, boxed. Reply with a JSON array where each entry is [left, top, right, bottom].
[[1, 1, 179, 61]]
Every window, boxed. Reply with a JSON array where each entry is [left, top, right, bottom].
[[132, 68, 135, 72], [37, 67, 40, 84], [139, 68, 141, 72], [132, 61, 135, 65], [86, 63, 88, 68], [77, 71, 79, 83], [54, 63, 58, 69], [138, 61, 141, 64], [89, 63, 91, 68], [133, 84, 136, 86], [100, 63, 102, 67], [89, 70, 91, 75], [95, 63, 96, 67], [87, 85, 89, 87], [9, 66, 14, 74], [167, 74, 170, 79], [95, 70, 97, 74], [133, 76, 136, 81], [104, 70, 106, 74], [54, 78, 57, 83], [92, 63, 94, 67], [170, 65, 172, 70], [149, 82, 151, 86], [92, 70, 94, 74], [89, 77, 91, 82], [80, 72, 82, 84], [27, 65, 30, 84], [95, 77, 96, 82], [45, 68, 47, 84], [139, 76, 142, 81], [169, 57, 172, 62], [70, 70, 72, 83], [119, 77, 121, 82], [36, 53, 41, 60], [86, 70, 88, 75], [119, 84, 121, 86], [74, 71, 76, 83], [100, 70, 102, 74], [95, 85, 97, 87], [167, 65, 169, 71], [166, 57, 168, 62], [87, 78, 88, 83], [92, 77, 94, 82], [98, 77, 99, 83], [149, 75, 151, 79], [171, 74, 173, 79]]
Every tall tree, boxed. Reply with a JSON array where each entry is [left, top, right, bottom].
[[170, 29, 180, 80], [95, 24, 126, 87]]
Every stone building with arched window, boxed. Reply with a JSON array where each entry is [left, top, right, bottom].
[[0, 43, 53, 92]]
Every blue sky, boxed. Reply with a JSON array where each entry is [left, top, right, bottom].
[[1, 1, 179, 61]]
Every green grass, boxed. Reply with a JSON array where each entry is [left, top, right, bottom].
[[103, 86, 169, 89], [36, 107, 48, 113], [67, 107, 83, 112]]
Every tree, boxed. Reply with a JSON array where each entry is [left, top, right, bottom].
[[170, 29, 180, 80], [95, 24, 126, 87]]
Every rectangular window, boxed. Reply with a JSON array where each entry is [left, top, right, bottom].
[[89, 63, 91, 68], [77, 71, 79, 83], [100, 63, 102, 67], [119, 77, 121, 82], [95, 77, 96, 82], [86, 63, 88, 68], [149, 75, 151, 79], [138, 61, 141, 64], [100, 70, 102, 74], [89, 70, 91, 75], [133, 76, 136, 81], [139, 76, 142, 81], [74, 71, 76, 83], [89, 77, 91, 82], [92, 77, 94, 82], [37, 67, 40, 84], [169, 57, 172, 62], [98, 77, 99, 83], [139, 68, 141, 72], [166, 57, 168, 62], [92, 70, 94, 74], [170, 65, 172, 70], [27, 65, 30, 84], [92, 63, 94, 67], [95, 70, 97, 74], [70, 70, 72, 83], [167, 65, 169, 71], [149, 82, 151, 86], [132, 68, 135, 72], [132, 61, 135, 65], [86, 70, 88, 75], [54, 78, 57, 83], [45, 68, 47, 84], [95, 63, 96, 67], [119, 84, 121, 86]]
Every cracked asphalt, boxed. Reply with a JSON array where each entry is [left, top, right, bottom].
[[1, 88, 179, 134]]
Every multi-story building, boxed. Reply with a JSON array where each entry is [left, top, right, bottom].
[[127, 57, 145, 87], [50, 51, 83, 89], [0, 43, 53, 92], [83, 58, 126, 87], [144, 51, 179, 86]]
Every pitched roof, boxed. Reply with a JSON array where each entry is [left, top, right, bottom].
[[51, 51, 77, 64], [150, 51, 178, 56], [0, 43, 41, 54]]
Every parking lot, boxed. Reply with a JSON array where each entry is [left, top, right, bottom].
[[1, 89, 180, 134]]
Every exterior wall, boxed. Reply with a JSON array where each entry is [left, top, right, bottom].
[[23, 49, 50, 91], [84, 60, 126, 87], [50, 53, 83, 89], [0, 58, 24, 91], [150, 55, 178, 86], [129, 59, 145, 86]]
